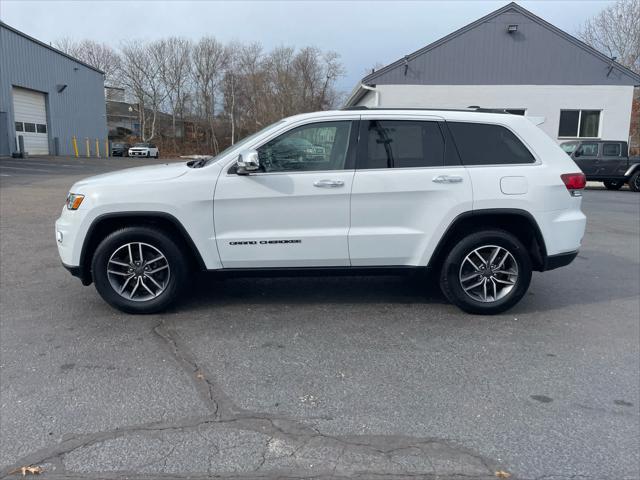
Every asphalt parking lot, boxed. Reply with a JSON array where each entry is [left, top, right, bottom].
[[1, 156, 638, 480]]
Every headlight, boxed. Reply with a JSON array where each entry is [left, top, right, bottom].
[[66, 193, 85, 210]]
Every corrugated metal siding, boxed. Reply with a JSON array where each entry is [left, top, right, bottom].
[[0, 24, 106, 156], [369, 10, 639, 87]]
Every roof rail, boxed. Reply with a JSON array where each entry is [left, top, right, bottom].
[[340, 106, 512, 114]]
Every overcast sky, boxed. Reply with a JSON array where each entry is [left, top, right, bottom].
[[0, 0, 612, 92]]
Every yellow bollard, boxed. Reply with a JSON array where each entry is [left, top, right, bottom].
[[72, 136, 79, 158], [105, 139, 109, 158], [85, 138, 90, 158], [95, 139, 100, 158]]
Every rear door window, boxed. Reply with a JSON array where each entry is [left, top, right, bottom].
[[359, 120, 445, 169], [447, 122, 535, 165], [602, 143, 621, 156]]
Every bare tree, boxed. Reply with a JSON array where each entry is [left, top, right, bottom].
[[578, 0, 640, 74], [119, 41, 167, 142], [57, 34, 346, 152], [55, 38, 121, 85], [191, 37, 229, 153], [155, 37, 192, 148]]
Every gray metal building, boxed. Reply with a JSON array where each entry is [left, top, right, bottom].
[[346, 2, 640, 144], [0, 21, 107, 156]]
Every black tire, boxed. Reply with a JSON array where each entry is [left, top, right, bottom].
[[629, 172, 640, 192], [439, 229, 532, 315], [91, 226, 188, 314], [147, 151, 150, 158], [603, 180, 624, 190]]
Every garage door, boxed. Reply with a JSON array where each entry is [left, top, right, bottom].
[[13, 87, 49, 155]]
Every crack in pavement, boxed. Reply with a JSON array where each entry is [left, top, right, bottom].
[[1, 321, 503, 479]]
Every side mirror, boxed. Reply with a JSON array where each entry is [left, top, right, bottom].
[[573, 150, 580, 158], [237, 150, 260, 175]]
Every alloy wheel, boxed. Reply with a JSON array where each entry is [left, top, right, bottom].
[[106, 242, 170, 301], [459, 245, 518, 303]]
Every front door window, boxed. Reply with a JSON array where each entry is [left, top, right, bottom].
[[257, 121, 352, 172]]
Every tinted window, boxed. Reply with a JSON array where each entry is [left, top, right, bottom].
[[258, 121, 352, 173], [15, 122, 23, 132], [362, 120, 444, 169], [559, 110, 600, 138], [24, 123, 36, 133], [577, 143, 598, 156], [448, 122, 535, 165], [602, 143, 620, 157], [559, 110, 579, 137], [36, 124, 47, 134]]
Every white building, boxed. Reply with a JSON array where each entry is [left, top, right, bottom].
[[345, 2, 640, 144]]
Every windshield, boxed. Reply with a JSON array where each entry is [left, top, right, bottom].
[[113, 143, 125, 148], [560, 142, 578, 154], [134, 143, 149, 147], [202, 120, 286, 166]]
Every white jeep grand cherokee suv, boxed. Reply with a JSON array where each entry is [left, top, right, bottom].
[[56, 108, 586, 315]]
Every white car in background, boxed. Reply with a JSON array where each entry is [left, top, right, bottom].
[[56, 108, 586, 315], [128, 143, 159, 158]]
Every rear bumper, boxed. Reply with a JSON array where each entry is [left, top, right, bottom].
[[542, 250, 578, 271]]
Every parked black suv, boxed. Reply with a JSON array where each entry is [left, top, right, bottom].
[[561, 140, 640, 191], [111, 142, 131, 157]]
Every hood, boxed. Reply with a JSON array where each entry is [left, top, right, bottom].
[[72, 162, 189, 189]]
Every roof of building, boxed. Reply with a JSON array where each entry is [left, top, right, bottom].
[[0, 21, 105, 74], [346, 2, 640, 106]]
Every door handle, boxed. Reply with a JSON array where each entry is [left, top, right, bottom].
[[432, 175, 463, 184], [314, 179, 344, 188]]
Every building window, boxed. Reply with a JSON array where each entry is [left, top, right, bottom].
[[36, 124, 47, 134], [15, 122, 23, 132], [559, 110, 600, 138], [23, 123, 36, 133]]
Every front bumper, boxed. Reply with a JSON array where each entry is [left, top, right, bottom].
[[61, 262, 91, 285]]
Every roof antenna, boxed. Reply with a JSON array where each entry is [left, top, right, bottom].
[[403, 56, 409, 76], [606, 56, 617, 77]]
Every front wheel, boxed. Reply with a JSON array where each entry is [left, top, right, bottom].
[[440, 230, 532, 315], [91, 227, 188, 313], [629, 172, 640, 192], [603, 180, 623, 190]]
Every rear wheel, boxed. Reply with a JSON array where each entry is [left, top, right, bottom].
[[629, 172, 640, 192], [603, 180, 624, 190], [91, 227, 188, 313], [440, 230, 532, 315]]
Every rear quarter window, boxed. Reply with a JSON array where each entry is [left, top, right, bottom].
[[448, 122, 535, 165]]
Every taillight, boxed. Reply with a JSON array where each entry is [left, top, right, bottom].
[[561, 173, 586, 191]]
